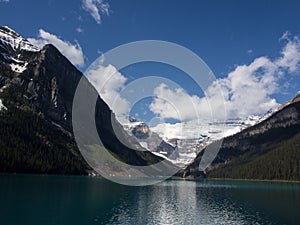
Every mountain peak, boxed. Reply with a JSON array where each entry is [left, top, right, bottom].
[[0, 26, 21, 38], [277, 91, 300, 111], [0, 25, 41, 73], [0, 25, 39, 52], [292, 91, 300, 103], [42, 43, 60, 53]]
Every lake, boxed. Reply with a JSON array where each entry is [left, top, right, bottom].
[[0, 174, 300, 225]]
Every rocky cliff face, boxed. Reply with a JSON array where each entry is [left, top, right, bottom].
[[123, 117, 179, 160], [183, 95, 300, 180], [0, 26, 173, 175]]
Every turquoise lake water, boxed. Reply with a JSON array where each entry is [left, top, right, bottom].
[[0, 174, 300, 225]]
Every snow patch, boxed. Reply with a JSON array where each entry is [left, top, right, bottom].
[[0, 99, 7, 111], [0, 85, 7, 93], [10, 62, 28, 73]]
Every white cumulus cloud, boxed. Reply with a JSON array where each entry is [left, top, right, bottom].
[[150, 33, 300, 121], [84, 32, 300, 125], [149, 83, 212, 121], [28, 29, 85, 67], [82, 0, 110, 24], [85, 64, 130, 118], [276, 33, 300, 73], [210, 56, 279, 118]]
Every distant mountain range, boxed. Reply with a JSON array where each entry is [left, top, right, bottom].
[[0, 26, 172, 175], [150, 115, 267, 167], [123, 115, 265, 168], [183, 92, 300, 181]]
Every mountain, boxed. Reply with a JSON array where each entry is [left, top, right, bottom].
[[0, 26, 39, 73], [0, 26, 174, 176], [122, 117, 179, 160], [150, 115, 264, 167], [183, 92, 300, 180], [122, 113, 264, 168]]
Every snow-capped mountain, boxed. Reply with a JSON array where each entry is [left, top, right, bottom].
[[124, 113, 273, 168], [0, 26, 39, 52], [0, 26, 39, 73], [151, 116, 267, 167], [151, 116, 268, 140], [122, 116, 179, 160]]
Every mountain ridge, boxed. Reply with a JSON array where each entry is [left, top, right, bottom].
[[183, 94, 300, 180], [0, 27, 175, 176]]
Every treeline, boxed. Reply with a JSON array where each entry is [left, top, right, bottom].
[[208, 133, 300, 181], [0, 106, 90, 174]]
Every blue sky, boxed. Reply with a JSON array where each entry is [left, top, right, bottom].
[[1, 0, 300, 123]]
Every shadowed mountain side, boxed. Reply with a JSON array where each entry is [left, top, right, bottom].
[[0, 27, 177, 176]]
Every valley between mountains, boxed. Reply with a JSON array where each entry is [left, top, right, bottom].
[[0, 26, 299, 181]]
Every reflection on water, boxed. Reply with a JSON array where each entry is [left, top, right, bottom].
[[108, 181, 199, 225], [0, 175, 300, 225], [106, 180, 300, 225], [107, 181, 266, 225]]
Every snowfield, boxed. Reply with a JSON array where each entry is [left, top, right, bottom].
[[123, 114, 273, 168]]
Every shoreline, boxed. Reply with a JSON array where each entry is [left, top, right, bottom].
[[206, 177, 300, 184], [170, 176, 300, 184], [1, 172, 300, 184]]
